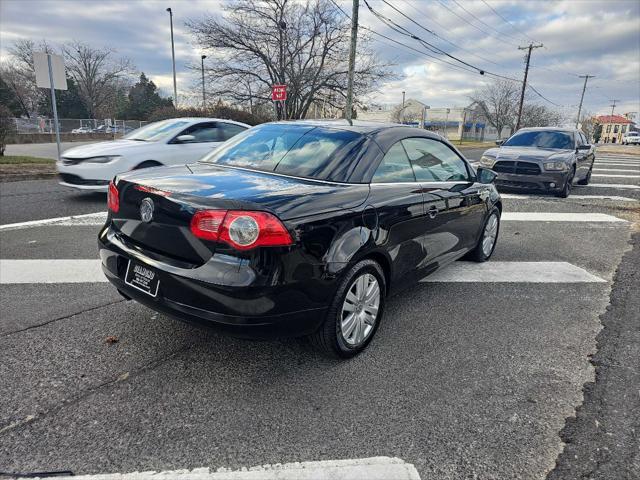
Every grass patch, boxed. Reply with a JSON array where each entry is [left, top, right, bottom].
[[0, 155, 55, 165]]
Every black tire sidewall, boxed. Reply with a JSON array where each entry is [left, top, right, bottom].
[[331, 261, 386, 356]]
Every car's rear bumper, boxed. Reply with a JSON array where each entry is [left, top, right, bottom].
[[98, 227, 330, 339], [493, 171, 569, 191]]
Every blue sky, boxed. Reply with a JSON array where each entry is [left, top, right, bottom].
[[1, 0, 639, 119]]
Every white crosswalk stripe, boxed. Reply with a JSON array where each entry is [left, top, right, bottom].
[[0, 259, 606, 284], [580, 183, 640, 190], [591, 174, 640, 178], [499, 194, 637, 202], [593, 168, 640, 173], [502, 212, 626, 222], [422, 261, 605, 283]]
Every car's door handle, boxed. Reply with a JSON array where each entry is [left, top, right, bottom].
[[427, 205, 438, 219]]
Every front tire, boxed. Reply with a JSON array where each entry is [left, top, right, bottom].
[[556, 167, 575, 198], [308, 259, 386, 358], [577, 165, 592, 185], [467, 207, 500, 262]]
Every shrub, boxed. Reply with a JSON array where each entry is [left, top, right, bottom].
[[0, 105, 17, 156], [148, 104, 270, 126]]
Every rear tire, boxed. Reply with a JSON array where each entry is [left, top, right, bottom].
[[308, 259, 386, 358], [467, 207, 500, 262]]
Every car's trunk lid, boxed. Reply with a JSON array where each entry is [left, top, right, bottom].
[[111, 164, 369, 265]]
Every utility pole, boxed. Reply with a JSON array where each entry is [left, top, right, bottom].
[[610, 99, 619, 118], [515, 43, 543, 131], [201, 55, 207, 108], [402, 91, 405, 109], [345, 0, 359, 124], [278, 17, 287, 120], [166, 8, 178, 108], [575, 74, 594, 128]]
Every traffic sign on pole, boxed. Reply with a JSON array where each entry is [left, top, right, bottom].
[[34, 52, 66, 162], [272, 84, 287, 101]]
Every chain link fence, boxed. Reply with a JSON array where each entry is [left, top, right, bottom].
[[11, 118, 149, 135]]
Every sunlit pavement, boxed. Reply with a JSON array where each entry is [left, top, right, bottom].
[[0, 153, 638, 479]]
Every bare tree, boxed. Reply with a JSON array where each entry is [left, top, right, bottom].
[[520, 103, 563, 129], [391, 104, 420, 124], [4, 39, 54, 117], [187, 0, 390, 120], [470, 80, 519, 139], [62, 41, 133, 118], [0, 105, 16, 156]]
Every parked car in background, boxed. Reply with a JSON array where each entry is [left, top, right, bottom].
[[99, 120, 502, 358], [479, 127, 595, 198], [57, 118, 250, 191], [622, 132, 640, 145], [71, 126, 92, 134]]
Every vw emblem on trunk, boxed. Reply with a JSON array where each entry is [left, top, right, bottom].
[[140, 197, 154, 223]]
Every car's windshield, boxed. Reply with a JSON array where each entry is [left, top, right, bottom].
[[200, 124, 365, 181], [503, 130, 574, 149], [123, 119, 191, 142]]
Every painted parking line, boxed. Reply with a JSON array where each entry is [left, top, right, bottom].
[[499, 194, 637, 202], [422, 261, 605, 283], [0, 259, 606, 284], [591, 174, 640, 178], [501, 212, 626, 222], [0, 259, 106, 284], [0, 212, 107, 231], [18, 457, 421, 480]]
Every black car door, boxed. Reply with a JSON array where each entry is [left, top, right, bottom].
[[401, 137, 487, 262], [367, 141, 431, 288]]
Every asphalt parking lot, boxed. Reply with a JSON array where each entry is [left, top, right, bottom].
[[1, 152, 639, 479]]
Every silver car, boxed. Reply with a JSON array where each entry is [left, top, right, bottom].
[[479, 127, 595, 198]]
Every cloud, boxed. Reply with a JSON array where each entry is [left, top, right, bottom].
[[0, 0, 638, 116]]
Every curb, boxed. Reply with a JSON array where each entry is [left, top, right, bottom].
[[0, 172, 57, 183]]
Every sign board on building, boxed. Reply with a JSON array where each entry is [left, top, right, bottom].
[[33, 52, 67, 90], [272, 84, 287, 101]]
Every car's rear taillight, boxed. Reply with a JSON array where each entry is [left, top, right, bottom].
[[190, 210, 293, 250], [107, 181, 119, 213]]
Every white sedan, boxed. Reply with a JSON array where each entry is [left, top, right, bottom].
[[57, 117, 250, 191]]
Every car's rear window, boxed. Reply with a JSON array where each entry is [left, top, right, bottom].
[[503, 130, 574, 149], [200, 124, 365, 181]]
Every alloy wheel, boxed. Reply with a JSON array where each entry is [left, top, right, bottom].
[[340, 273, 380, 347], [482, 213, 499, 257]]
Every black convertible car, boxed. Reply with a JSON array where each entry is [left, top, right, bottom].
[[99, 120, 502, 358]]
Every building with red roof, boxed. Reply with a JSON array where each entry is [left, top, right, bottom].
[[595, 114, 634, 144]]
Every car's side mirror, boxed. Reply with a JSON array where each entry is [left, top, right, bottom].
[[476, 167, 497, 184], [576, 144, 591, 151], [176, 134, 196, 143], [495, 139, 504, 146]]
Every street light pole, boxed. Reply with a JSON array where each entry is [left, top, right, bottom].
[[575, 74, 594, 129], [345, 0, 359, 125], [166, 7, 178, 108], [201, 55, 207, 108]]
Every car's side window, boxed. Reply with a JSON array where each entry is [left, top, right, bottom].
[[179, 122, 220, 143], [218, 123, 247, 141], [402, 137, 469, 182], [371, 142, 416, 183]]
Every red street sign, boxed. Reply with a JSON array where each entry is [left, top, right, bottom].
[[272, 84, 287, 101]]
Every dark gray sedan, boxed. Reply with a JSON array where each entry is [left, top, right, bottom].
[[479, 127, 595, 197]]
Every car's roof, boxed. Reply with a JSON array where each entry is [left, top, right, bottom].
[[267, 119, 417, 134], [517, 126, 577, 133]]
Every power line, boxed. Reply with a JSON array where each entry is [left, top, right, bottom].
[[450, 0, 524, 45], [527, 84, 563, 107], [361, 0, 521, 81], [434, 0, 520, 48], [379, 0, 507, 69], [328, 0, 483, 76], [480, 0, 538, 44]]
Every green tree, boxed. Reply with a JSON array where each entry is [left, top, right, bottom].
[[121, 73, 173, 120], [37, 77, 89, 118]]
